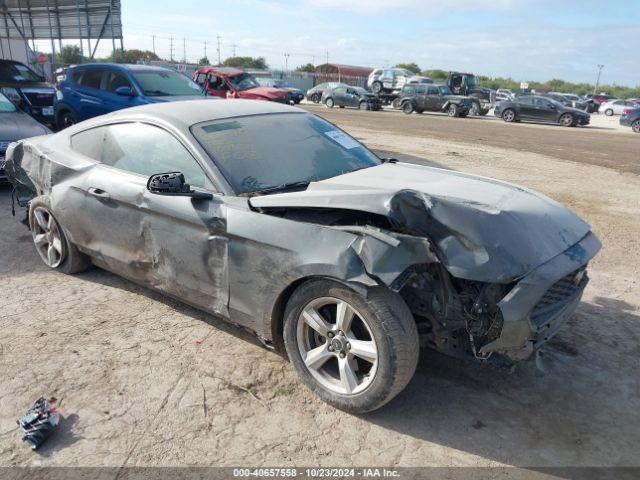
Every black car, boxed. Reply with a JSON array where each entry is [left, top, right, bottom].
[[257, 78, 305, 104], [620, 108, 640, 133], [0, 60, 56, 126], [398, 84, 473, 117], [0, 92, 51, 182], [495, 95, 590, 127], [324, 86, 381, 110]]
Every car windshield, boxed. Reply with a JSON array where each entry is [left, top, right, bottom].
[[0, 92, 18, 112], [439, 85, 453, 95], [132, 70, 203, 96], [227, 73, 260, 91], [0, 62, 42, 83], [191, 113, 381, 195]]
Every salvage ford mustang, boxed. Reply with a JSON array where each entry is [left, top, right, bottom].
[[5, 100, 600, 413]]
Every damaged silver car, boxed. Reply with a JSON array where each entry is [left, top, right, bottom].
[[5, 100, 600, 413]]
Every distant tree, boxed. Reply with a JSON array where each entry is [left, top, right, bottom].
[[395, 62, 421, 74], [296, 63, 316, 73], [222, 56, 268, 69], [112, 49, 160, 64], [198, 56, 210, 66], [56, 45, 83, 65], [421, 69, 448, 81]]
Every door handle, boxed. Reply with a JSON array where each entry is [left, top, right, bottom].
[[88, 187, 110, 199]]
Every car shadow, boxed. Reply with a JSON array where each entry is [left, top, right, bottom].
[[361, 295, 640, 469]]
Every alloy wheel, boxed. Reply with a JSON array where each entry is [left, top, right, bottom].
[[502, 109, 515, 122], [632, 121, 640, 133], [31, 207, 65, 268], [297, 297, 378, 395], [560, 113, 574, 127]]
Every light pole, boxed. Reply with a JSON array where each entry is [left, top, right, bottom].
[[284, 53, 290, 73], [593, 64, 604, 95]]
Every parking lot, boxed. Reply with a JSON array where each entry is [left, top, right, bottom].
[[1, 106, 639, 471]]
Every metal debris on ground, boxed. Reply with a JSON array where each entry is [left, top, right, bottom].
[[17, 397, 60, 450]]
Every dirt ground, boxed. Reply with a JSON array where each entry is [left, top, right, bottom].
[[1, 108, 639, 474]]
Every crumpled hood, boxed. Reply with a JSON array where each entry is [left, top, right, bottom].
[[240, 87, 288, 100], [250, 162, 594, 283], [0, 112, 51, 141]]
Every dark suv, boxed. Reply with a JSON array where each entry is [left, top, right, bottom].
[[55, 64, 206, 129], [0, 59, 55, 126], [398, 84, 473, 117]]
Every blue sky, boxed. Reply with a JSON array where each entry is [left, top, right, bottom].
[[86, 0, 640, 85]]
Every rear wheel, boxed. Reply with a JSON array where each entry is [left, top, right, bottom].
[[371, 81, 383, 94], [325, 97, 334, 108], [632, 120, 640, 133], [402, 101, 414, 114], [447, 104, 459, 117], [358, 100, 368, 110], [502, 108, 516, 122], [559, 113, 574, 127], [283, 279, 419, 413], [604, 108, 614, 116], [29, 197, 91, 274], [392, 97, 401, 109]]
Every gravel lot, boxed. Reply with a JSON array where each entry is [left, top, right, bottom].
[[1, 108, 639, 473]]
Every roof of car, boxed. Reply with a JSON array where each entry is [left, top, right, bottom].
[[79, 99, 304, 130], [195, 66, 244, 76], [71, 63, 174, 72]]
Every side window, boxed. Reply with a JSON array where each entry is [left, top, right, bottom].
[[72, 70, 83, 83], [333, 87, 347, 96], [100, 123, 214, 190], [381, 69, 394, 80], [427, 86, 439, 95], [404, 86, 415, 95], [451, 75, 463, 87], [105, 72, 131, 92], [195, 73, 206, 85], [79, 69, 104, 89], [519, 96, 534, 106], [70, 127, 106, 160]]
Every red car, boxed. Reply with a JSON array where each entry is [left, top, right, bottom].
[[193, 67, 289, 103]]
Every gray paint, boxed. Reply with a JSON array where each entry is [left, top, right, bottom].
[[4, 99, 601, 361]]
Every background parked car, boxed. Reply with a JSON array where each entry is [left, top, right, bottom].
[[367, 68, 421, 94], [590, 94, 617, 106], [495, 95, 590, 127], [305, 82, 348, 103], [324, 86, 381, 110], [496, 89, 515, 102], [0, 59, 56, 127], [193, 67, 289, 103], [619, 108, 640, 133], [398, 84, 473, 117], [0, 92, 51, 182], [55, 64, 207, 129], [547, 92, 592, 111], [256, 78, 304, 103], [599, 99, 640, 116]]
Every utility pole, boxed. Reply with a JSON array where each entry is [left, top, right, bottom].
[[593, 64, 604, 95], [152, 35, 156, 56], [216, 34, 222, 65], [284, 53, 290, 72], [169, 36, 174, 62], [231, 43, 238, 57], [204, 40, 207, 62], [183, 37, 186, 63]]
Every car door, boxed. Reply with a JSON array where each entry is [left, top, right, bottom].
[[332, 87, 347, 106], [533, 97, 558, 122], [205, 74, 229, 98], [101, 70, 142, 112], [425, 86, 440, 111], [517, 96, 536, 119], [66, 121, 230, 315], [345, 88, 358, 107], [74, 68, 110, 121]]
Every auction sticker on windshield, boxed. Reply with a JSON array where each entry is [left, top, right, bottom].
[[324, 130, 360, 149]]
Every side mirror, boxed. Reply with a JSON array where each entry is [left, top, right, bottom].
[[115, 86, 134, 96], [147, 172, 212, 200]]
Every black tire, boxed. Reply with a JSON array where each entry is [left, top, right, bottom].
[[447, 104, 459, 117], [371, 81, 383, 94], [502, 108, 516, 122], [28, 196, 91, 274], [339, 105, 345, 109], [604, 108, 613, 116], [470, 102, 481, 116], [392, 98, 401, 110], [402, 101, 414, 114], [358, 100, 368, 110], [283, 279, 419, 414], [56, 109, 76, 130], [458, 112, 468, 118], [325, 97, 334, 108], [632, 120, 640, 133], [559, 113, 574, 127], [311, 93, 320, 103]]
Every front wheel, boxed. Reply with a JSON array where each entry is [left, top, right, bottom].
[[470, 102, 481, 116], [447, 104, 459, 117], [283, 279, 419, 413], [632, 120, 640, 133], [559, 113, 574, 127], [325, 97, 334, 108], [392, 98, 401, 109], [371, 81, 383, 94], [402, 101, 414, 114], [604, 108, 614, 116], [56, 109, 76, 130], [358, 101, 368, 110]]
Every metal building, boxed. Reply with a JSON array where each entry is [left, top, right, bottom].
[[0, 0, 123, 67]]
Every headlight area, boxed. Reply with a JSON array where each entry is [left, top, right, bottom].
[[395, 263, 514, 362]]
